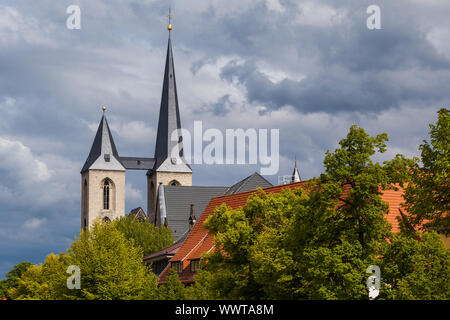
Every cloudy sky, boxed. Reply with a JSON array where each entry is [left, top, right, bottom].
[[0, 0, 449, 277]]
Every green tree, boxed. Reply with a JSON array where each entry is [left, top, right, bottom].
[[198, 188, 375, 299], [403, 108, 450, 235], [0, 280, 7, 298], [380, 231, 450, 300], [114, 214, 173, 256], [70, 221, 158, 299], [321, 125, 393, 251], [8, 254, 73, 300], [188, 269, 217, 300], [158, 269, 187, 300], [9, 220, 158, 300], [0, 262, 33, 298]]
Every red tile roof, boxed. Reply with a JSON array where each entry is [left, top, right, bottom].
[[381, 187, 407, 233], [159, 181, 407, 284]]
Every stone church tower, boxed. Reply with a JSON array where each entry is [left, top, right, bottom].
[[80, 21, 191, 230], [147, 29, 192, 225], [80, 107, 126, 230]]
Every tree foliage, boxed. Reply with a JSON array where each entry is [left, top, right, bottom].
[[8, 254, 73, 300], [113, 214, 173, 256], [158, 269, 187, 300], [321, 125, 395, 252], [0, 281, 7, 299], [380, 232, 450, 300], [0, 262, 33, 299], [402, 108, 450, 235], [9, 220, 158, 300]]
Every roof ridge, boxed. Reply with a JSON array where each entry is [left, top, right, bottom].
[[233, 174, 252, 194], [179, 233, 208, 262], [217, 179, 309, 200], [165, 185, 228, 189], [252, 171, 273, 186]]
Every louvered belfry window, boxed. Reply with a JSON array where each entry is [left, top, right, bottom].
[[103, 179, 110, 210]]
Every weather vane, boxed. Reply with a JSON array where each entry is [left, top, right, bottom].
[[167, 7, 173, 31]]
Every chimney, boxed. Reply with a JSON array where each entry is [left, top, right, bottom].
[[189, 204, 196, 230]]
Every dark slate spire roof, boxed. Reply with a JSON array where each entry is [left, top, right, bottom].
[[223, 172, 273, 195], [152, 36, 191, 173], [81, 112, 125, 173]]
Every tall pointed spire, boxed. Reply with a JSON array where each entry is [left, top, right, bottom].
[[291, 157, 301, 183], [81, 106, 125, 173], [153, 14, 191, 173]]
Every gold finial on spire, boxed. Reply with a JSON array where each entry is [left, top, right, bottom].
[[102, 105, 106, 112], [167, 7, 173, 31]]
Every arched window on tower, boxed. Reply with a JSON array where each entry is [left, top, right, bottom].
[[169, 180, 180, 186], [103, 179, 110, 210]]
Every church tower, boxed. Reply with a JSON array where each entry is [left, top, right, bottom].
[[147, 19, 192, 225], [81, 106, 126, 230]]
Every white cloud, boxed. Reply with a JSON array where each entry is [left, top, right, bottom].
[[110, 120, 156, 147], [257, 63, 306, 84], [0, 137, 79, 210], [0, 96, 17, 114], [126, 183, 143, 203], [23, 217, 47, 230], [0, 5, 55, 47], [266, 0, 284, 13], [0, 136, 52, 183], [293, 2, 347, 27], [427, 27, 450, 58], [176, 56, 248, 116]]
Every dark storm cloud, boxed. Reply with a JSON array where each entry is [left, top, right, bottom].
[[220, 59, 450, 114], [215, 0, 450, 114], [194, 94, 233, 116]]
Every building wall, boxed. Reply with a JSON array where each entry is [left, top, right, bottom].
[[147, 171, 192, 225], [81, 169, 126, 229], [440, 234, 450, 249]]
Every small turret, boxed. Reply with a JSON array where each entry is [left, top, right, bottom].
[[291, 158, 301, 183]]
